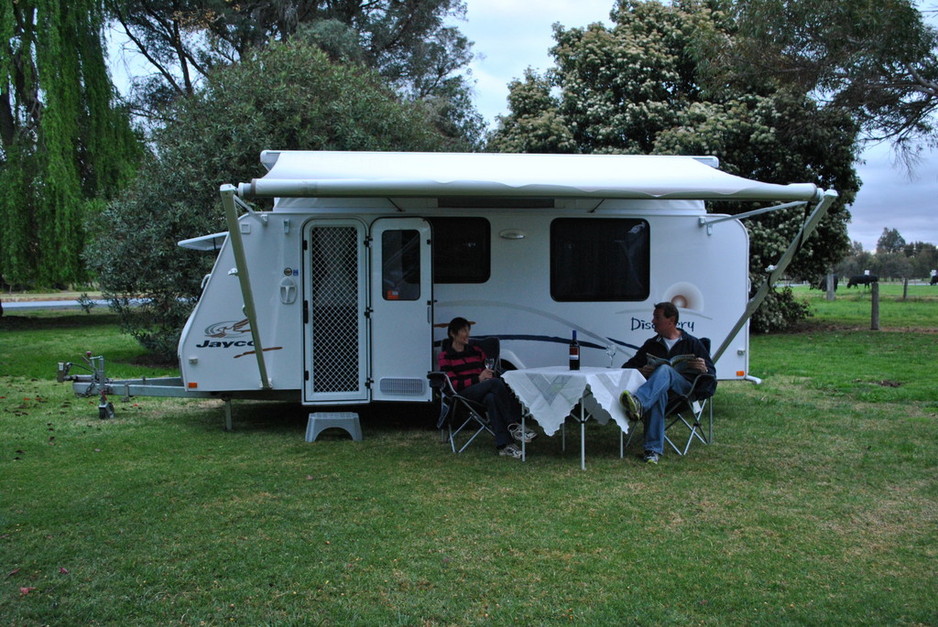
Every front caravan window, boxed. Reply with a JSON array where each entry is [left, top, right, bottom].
[[427, 218, 490, 283], [550, 218, 650, 301]]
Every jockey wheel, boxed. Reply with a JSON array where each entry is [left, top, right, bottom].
[[98, 392, 115, 420]]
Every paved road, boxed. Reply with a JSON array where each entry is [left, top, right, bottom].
[[2, 298, 115, 311]]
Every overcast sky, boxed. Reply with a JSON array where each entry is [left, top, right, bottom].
[[456, 0, 938, 251]]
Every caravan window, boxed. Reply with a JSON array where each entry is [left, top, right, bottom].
[[550, 218, 650, 301], [427, 218, 490, 283], [381, 229, 421, 300]]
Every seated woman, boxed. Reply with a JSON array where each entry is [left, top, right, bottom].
[[437, 316, 535, 458]]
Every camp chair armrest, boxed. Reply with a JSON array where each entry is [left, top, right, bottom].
[[686, 372, 716, 401], [427, 370, 449, 390], [427, 370, 489, 416]]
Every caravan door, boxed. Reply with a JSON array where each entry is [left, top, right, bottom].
[[369, 218, 434, 402], [303, 219, 369, 404]]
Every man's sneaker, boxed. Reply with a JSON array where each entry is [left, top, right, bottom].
[[619, 390, 644, 421], [509, 423, 538, 444], [499, 443, 524, 459], [642, 450, 660, 464]]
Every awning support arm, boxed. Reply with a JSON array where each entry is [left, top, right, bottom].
[[220, 184, 272, 389], [699, 200, 808, 235], [233, 193, 269, 226], [712, 189, 839, 363]]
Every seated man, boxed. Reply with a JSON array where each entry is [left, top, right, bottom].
[[620, 302, 716, 464], [437, 317, 535, 458]]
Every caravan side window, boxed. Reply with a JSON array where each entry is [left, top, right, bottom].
[[550, 218, 650, 301], [427, 218, 490, 283]]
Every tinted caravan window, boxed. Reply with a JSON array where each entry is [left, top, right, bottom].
[[381, 229, 421, 300], [551, 218, 650, 301], [427, 218, 490, 283]]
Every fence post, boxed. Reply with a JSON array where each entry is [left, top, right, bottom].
[[902, 278, 908, 300], [826, 272, 836, 301], [871, 281, 880, 330]]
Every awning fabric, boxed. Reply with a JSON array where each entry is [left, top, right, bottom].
[[236, 151, 821, 202]]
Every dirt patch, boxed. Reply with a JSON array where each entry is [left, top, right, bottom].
[[856, 379, 903, 388]]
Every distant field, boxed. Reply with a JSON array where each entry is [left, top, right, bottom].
[[786, 281, 938, 330]]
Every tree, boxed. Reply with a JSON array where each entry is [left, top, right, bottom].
[[722, 0, 938, 162], [106, 0, 484, 147], [836, 236, 937, 281], [489, 0, 860, 331], [86, 41, 454, 359], [835, 241, 875, 279], [871, 251, 913, 281], [876, 227, 907, 254], [903, 241, 938, 278], [1, 0, 141, 288]]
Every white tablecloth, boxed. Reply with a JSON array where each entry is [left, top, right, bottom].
[[502, 366, 645, 436]]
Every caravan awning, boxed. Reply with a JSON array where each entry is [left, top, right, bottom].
[[237, 151, 822, 202]]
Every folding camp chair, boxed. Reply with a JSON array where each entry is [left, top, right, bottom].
[[663, 369, 715, 455], [427, 337, 501, 453], [623, 338, 715, 457]]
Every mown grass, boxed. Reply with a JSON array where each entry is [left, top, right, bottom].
[[1, 297, 936, 625]]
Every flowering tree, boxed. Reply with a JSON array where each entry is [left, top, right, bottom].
[[489, 0, 862, 331]]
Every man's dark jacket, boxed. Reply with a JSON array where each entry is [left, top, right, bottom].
[[623, 330, 717, 398]]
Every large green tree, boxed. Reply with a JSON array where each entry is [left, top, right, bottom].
[[489, 0, 861, 331], [877, 227, 907, 254], [723, 0, 938, 160], [106, 0, 484, 147], [0, 0, 140, 288], [836, 235, 938, 280], [86, 40, 455, 359]]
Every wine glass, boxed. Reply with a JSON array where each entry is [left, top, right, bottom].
[[605, 343, 618, 368], [484, 357, 495, 373]]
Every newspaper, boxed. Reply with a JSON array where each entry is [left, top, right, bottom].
[[646, 353, 699, 375]]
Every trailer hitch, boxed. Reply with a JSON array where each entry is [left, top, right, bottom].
[[57, 352, 116, 418]]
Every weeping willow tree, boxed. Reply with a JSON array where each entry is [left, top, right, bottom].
[[0, 0, 140, 288]]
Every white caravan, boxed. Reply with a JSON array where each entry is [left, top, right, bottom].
[[64, 151, 837, 420]]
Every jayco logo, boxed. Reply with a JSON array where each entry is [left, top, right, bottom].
[[630, 317, 695, 333], [194, 339, 255, 349], [196, 319, 254, 349], [204, 319, 251, 338]]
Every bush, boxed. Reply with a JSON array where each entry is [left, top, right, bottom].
[[751, 285, 811, 333], [86, 42, 451, 362]]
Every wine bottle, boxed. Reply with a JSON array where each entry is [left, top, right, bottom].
[[569, 330, 580, 370]]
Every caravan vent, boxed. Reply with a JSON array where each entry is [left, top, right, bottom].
[[379, 378, 426, 396]]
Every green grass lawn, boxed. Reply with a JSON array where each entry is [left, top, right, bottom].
[[1, 297, 936, 625]]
